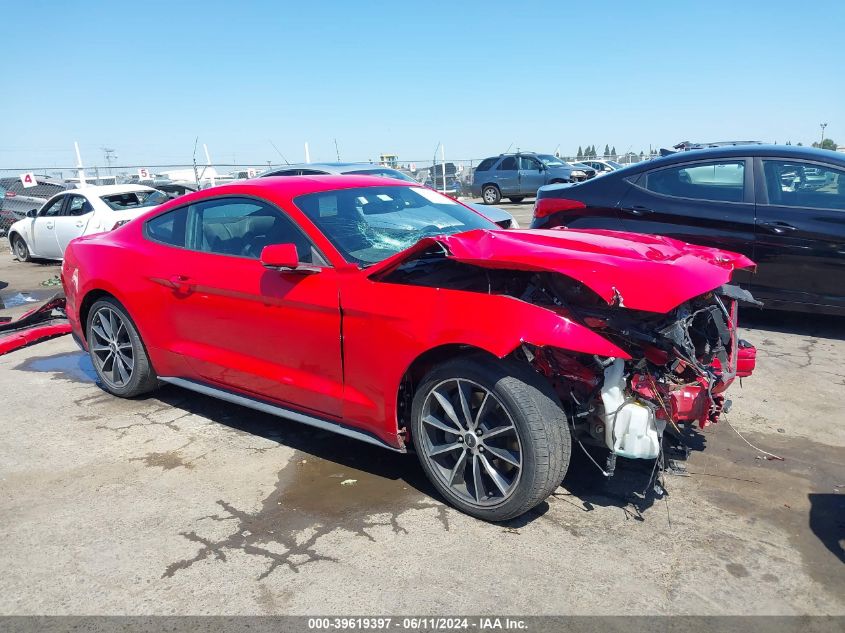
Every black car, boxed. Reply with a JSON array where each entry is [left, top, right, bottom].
[[530, 145, 845, 315]]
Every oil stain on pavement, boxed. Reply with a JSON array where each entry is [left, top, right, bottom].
[[163, 448, 449, 580]]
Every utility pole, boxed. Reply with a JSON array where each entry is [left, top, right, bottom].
[[101, 147, 116, 176], [820, 122, 828, 148], [334, 138, 341, 161]]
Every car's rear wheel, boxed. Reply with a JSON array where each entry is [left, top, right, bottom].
[[87, 297, 159, 398], [481, 185, 501, 205], [411, 356, 570, 521], [12, 234, 31, 262], [508, 196, 525, 203]]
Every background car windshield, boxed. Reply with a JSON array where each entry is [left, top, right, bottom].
[[294, 185, 496, 265], [346, 168, 417, 183], [100, 190, 168, 210], [537, 155, 567, 167]]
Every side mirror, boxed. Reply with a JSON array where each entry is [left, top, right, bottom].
[[26, 209, 38, 218], [260, 243, 320, 274]]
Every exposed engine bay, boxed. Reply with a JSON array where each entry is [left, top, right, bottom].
[[381, 245, 759, 466]]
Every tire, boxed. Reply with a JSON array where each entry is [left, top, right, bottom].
[[12, 234, 31, 262], [481, 185, 501, 205], [508, 197, 525, 203], [410, 355, 571, 521], [86, 297, 159, 398]]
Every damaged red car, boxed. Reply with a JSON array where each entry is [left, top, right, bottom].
[[61, 176, 757, 521]]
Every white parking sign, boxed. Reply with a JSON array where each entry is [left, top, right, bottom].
[[19, 172, 37, 188], [138, 168, 150, 180]]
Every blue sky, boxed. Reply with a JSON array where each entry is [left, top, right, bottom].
[[1, 0, 843, 168]]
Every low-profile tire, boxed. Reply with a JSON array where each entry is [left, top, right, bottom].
[[508, 196, 525, 203], [481, 185, 501, 205], [11, 234, 31, 262], [86, 297, 159, 398], [411, 355, 571, 521]]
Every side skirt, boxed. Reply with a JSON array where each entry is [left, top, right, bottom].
[[159, 376, 405, 453]]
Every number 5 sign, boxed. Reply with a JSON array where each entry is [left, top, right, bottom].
[[19, 172, 37, 188], [138, 168, 150, 180]]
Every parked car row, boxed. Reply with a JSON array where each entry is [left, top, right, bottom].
[[470, 152, 617, 204]]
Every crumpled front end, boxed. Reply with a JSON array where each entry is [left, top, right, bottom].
[[527, 282, 759, 462], [375, 227, 759, 464]]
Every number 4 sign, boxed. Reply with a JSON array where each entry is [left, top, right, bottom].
[[19, 172, 37, 188]]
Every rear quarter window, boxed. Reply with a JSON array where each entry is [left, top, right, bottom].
[[146, 207, 187, 247], [475, 158, 496, 172]]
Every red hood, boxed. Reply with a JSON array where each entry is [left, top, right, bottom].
[[371, 228, 755, 313]]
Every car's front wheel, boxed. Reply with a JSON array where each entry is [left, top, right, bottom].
[[481, 185, 501, 205], [411, 356, 571, 521], [87, 297, 159, 397], [11, 234, 31, 262]]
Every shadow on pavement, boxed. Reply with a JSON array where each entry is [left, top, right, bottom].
[[741, 309, 844, 340], [808, 493, 845, 565]]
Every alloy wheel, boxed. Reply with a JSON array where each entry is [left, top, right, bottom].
[[90, 307, 135, 388], [14, 237, 27, 260], [419, 378, 522, 507]]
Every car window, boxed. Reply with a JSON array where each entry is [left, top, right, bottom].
[[265, 169, 300, 177], [762, 160, 845, 210], [645, 160, 745, 202], [65, 195, 93, 217], [101, 190, 168, 210], [298, 169, 329, 176], [475, 158, 496, 172], [519, 156, 541, 170], [39, 197, 65, 217], [146, 207, 188, 247], [184, 197, 322, 262], [293, 185, 496, 266], [498, 157, 517, 171], [347, 168, 417, 182]]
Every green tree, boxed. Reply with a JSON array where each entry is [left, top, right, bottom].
[[577, 146, 583, 159], [611, 146, 617, 158], [786, 140, 792, 145], [797, 142, 803, 146], [812, 139, 838, 151], [603, 144, 610, 157]]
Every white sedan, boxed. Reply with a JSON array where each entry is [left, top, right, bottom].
[[7, 184, 167, 261]]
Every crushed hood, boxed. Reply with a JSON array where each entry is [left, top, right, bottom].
[[371, 228, 755, 313]]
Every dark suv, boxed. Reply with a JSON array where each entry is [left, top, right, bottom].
[[471, 153, 588, 204]]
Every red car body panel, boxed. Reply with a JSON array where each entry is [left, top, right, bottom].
[[61, 176, 755, 450], [372, 228, 755, 314]]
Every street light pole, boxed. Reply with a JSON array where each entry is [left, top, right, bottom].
[[820, 122, 828, 148]]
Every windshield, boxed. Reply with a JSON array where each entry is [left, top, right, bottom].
[[607, 160, 623, 169], [294, 185, 496, 265], [537, 154, 567, 167], [100, 189, 168, 211], [346, 168, 418, 183]]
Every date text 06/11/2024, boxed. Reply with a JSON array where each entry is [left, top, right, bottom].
[[307, 617, 528, 630]]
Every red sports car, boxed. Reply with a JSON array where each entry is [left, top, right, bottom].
[[61, 176, 756, 521]]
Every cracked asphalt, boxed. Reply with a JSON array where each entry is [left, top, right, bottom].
[[1, 211, 843, 615]]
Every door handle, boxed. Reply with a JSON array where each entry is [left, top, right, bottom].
[[621, 205, 652, 216], [46, 221, 54, 229], [759, 221, 797, 234], [169, 274, 192, 293], [75, 221, 84, 228]]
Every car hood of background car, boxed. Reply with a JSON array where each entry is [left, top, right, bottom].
[[370, 228, 755, 314]]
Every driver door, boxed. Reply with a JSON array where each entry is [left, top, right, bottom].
[[31, 195, 66, 258], [144, 195, 345, 418], [55, 194, 94, 254], [518, 155, 546, 197]]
